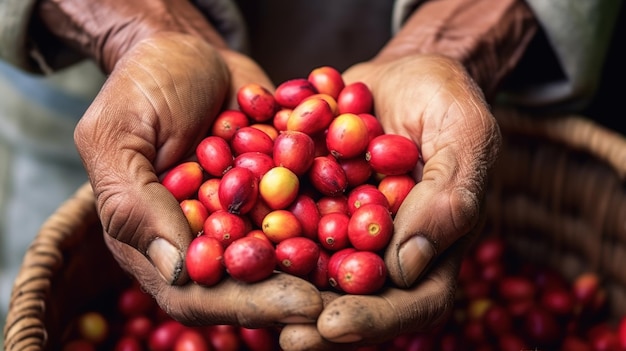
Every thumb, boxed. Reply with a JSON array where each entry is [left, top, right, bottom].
[[104, 181, 195, 285], [385, 177, 483, 288]]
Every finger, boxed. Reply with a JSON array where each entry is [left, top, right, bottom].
[[385, 177, 481, 288], [278, 291, 349, 351], [280, 324, 358, 351], [104, 234, 324, 326], [74, 33, 229, 285], [317, 235, 472, 345], [320, 290, 342, 305]]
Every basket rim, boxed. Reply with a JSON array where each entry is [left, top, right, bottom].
[[3, 182, 96, 351]]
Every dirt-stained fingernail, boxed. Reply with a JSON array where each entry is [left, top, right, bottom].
[[147, 238, 183, 284], [398, 236, 435, 286]]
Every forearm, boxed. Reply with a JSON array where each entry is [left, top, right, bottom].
[[31, 0, 229, 73], [378, 0, 538, 101]]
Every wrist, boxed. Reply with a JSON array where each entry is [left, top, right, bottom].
[[375, 0, 538, 100], [34, 0, 228, 73]]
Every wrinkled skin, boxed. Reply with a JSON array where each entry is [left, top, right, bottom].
[[279, 55, 501, 350], [54, 0, 500, 347]]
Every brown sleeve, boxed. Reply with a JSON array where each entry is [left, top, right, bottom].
[[381, 0, 538, 101]]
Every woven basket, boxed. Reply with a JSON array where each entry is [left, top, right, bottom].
[[3, 106, 626, 351]]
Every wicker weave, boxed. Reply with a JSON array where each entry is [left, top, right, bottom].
[[487, 106, 626, 316], [3, 183, 129, 351], [3, 107, 626, 351]]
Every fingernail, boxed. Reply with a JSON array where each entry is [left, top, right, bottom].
[[398, 236, 436, 286], [147, 238, 183, 284]]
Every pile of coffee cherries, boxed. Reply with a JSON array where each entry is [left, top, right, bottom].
[[161, 66, 419, 295]]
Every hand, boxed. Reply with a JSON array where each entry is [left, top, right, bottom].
[[38, 0, 325, 328], [279, 54, 501, 350]]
